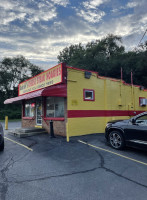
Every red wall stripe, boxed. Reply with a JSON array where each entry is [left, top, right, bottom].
[[68, 110, 145, 118]]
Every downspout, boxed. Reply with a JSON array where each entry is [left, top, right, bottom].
[[104, 79, 108, 124]]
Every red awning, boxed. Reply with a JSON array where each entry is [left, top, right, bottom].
[[42, 84, 67, 97], [4, 84, 67, 104]]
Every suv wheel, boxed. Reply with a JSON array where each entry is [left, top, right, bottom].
[[109, 131, 125, 150]]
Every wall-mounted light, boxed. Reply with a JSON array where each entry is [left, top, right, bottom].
[[139, 86, 144, 90], [84, 71, 92, 79]]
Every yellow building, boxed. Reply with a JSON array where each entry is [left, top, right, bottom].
[[4, 63, 147, 141], [66, 66, 147, 141]]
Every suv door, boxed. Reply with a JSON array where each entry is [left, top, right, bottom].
[[125, 114, 147, 147]]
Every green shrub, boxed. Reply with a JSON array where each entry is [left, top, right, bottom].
[[0, 107, 21, 120]]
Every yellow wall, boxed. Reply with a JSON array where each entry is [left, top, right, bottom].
[[66, 67, 147, 139]]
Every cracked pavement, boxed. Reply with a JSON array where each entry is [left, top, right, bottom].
[[0, 125, 147, 200]]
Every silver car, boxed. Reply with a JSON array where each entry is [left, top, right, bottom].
[[0, 123, 4, 151]]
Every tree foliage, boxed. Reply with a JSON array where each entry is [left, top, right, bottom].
[[0, 55, 43, 97], [57, 34, 147, 88], [0, 55, 43, 119]]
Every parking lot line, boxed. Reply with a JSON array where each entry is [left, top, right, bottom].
[[4, 137, 33, 151], [78, 140, 147, 166]]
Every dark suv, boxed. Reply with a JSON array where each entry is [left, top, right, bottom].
[[0, 123, 4, 151], [105, 112, 147, 150]]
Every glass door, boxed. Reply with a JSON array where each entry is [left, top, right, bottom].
[[36, 99, 42, 126]]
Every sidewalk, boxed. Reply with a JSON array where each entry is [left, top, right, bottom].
[[2, 121, 48, 138], [1, 120, 21, 134]]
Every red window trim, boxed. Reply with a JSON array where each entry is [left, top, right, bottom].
[[22, 117, 35, 120], [44, 117, 64, 121], [83, 89, 95, 101]]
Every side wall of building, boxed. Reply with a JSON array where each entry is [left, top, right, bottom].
[[66, 67, 147, 138]]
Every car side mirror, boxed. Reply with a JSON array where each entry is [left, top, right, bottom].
[[131, 118, 136, 124]]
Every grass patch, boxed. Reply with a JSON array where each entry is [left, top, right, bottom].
[[0, 119, 21, 122]]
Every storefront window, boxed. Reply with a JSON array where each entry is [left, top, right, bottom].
[[24, 100, 35, 117], [46, 97, 64, 118]]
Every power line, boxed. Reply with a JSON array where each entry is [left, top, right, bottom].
[[132, 29, 147, 51], [137, 29, 147, 47]]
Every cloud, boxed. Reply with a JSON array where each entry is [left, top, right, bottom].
[[0, 0, 57, 26], [0, 14, 100, 69], [77, 9, 105, 23], [75, 0, 108, 23], [0, 0, 16, 10], [127, 1, 138, 8], [96, 0, 147, 50], [51, 0, 69, 7], [83, 0, 105, 9], [0, 0, 147, 69], [0, 11, 26, 25]]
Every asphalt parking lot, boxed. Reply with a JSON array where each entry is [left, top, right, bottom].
[[0, 123, 147, 200]]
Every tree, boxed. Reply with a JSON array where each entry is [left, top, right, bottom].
[[0, 55, 43, 98], [0, 55, 43, 119], [57, 34, 147, 88], [57, 43, 85, 68], [57, 34, 125, 75]]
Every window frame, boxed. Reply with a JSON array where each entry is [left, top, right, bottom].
[[83, 89, 95, 101], [44, 97, 65, 121], [23, 99, 36, 119]]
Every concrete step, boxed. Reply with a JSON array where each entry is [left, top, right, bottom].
[[7, 127, 48, 138], [15, 128, 46, 133]]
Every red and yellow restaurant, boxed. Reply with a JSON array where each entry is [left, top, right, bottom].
[[4, 63, 147, 141]]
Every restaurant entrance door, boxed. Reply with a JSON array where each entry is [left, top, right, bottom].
[[36, 99, 42, 126]]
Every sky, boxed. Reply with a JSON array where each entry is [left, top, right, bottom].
[[0, 0, 147, 70]]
